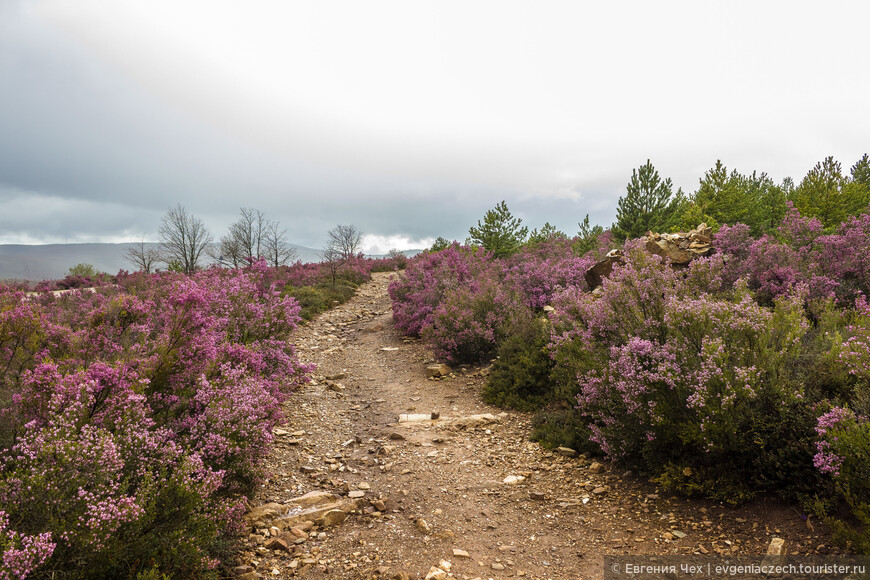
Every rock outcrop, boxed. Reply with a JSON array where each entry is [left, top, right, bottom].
[[643, 223, 713, 266], [585, 224, 714, 290]]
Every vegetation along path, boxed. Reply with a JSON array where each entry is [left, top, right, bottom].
[[232, 272, 835, 580]]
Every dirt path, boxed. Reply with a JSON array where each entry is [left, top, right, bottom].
[[233, 272, 833, 580]]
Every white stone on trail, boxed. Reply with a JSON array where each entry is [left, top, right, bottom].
[[503, 475, 526, 485], [398, 413, 438, 422]]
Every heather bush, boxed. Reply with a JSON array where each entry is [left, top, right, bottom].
[[368, 251, 408, 272], [0, 511, 54, 580], [423, 267, 517, 363], [504, 239, 594, 310], [391, 240, 594, 364], [549, 244, 821, 501], [0, 261, 314, 578], [716, 205, 870, 306], [812, 407, 870, 553], [389, 244, 489, 337]]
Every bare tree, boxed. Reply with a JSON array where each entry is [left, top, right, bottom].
[[326, 224, 363, 260], [263, 220, 297, 267], [318, 245, 343, 287], [218, 208, 269, 267], [318, 224, 363, 286], [158, 204, 213, 274], [124, 239, 160, 274]]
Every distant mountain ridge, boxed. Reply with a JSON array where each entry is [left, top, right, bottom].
[[0, 242, 322, 282]]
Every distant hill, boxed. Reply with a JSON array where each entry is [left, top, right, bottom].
[[0, 242, 321, 282]]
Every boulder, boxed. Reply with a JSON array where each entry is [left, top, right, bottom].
[[643, 223, 714, 266], [584, 249, 624, 290], [426, 364, 453, 378], [584, 224, 715, 290]]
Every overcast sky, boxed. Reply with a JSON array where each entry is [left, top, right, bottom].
[[1, 1, 868, 253]]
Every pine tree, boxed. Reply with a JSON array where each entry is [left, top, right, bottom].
[[612, 160, 684, 240], [573, 214, 605, 256], [790, 156, 849, 228], [852, 154, 870, 187], [468, 201, 528, 258], [687, 161, 785, 234], [527, 222, 566, 245]]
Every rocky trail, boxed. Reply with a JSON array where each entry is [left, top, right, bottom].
[[232, 272, 834, 580]]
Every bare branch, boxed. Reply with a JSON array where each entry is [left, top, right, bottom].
[[158, 204, 213, 274], [326, 224, 363, 260], [123, 239, 160, 274], [263, 220, 297, 267]]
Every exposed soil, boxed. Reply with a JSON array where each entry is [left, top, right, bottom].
[[233, 272, 836, 579]]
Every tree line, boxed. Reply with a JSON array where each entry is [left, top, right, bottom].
[[124, 204, 368, 276], [613, 154, 870, 240], [452, 153, 870, 257]]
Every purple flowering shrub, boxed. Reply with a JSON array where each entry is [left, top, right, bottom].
[[0, 511, 54, 580], [390, 240, 596, 363], [423, 267, 524, 363], [840, 296, 870, 382], [812, 406, 870, 552], [549, 244, 819, 501], [504, 239, 594, 310], [716, 205, 870, 306], [0, 263, 313, 578], [389, 244, 489, 337]]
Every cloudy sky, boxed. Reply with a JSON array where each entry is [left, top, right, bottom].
[[1, 1, 868, 253]]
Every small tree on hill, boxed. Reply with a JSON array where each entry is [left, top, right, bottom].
[[219, 208, 268, 266], [613, 160, 684, 240], [527, 222, 567, 245], [67, 263, 97, 277], [788, 156, 865, 229], [429, 237, 451, 252], [852, 154, 870, 188], [468, 200, 528, 258], [573, 214, 604, 256]]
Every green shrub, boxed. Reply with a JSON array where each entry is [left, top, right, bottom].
[[285, 282, 358, 321], [483, 316, 553, 411], [285, 286, 329, 321], [530, 403, 599, 455], [813, 407, 870, 553]]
